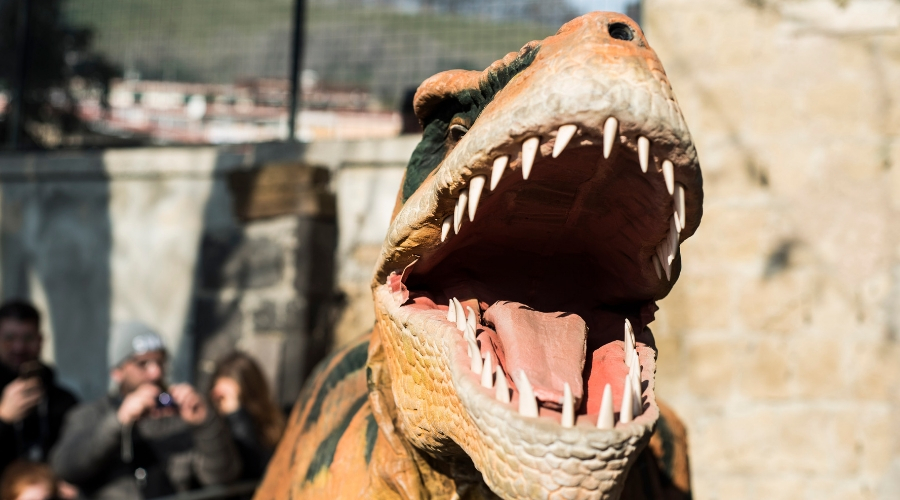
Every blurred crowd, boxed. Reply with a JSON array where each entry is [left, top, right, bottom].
[[0, 301, 285, 500]]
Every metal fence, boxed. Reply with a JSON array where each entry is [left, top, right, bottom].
[[0, 0, 639, 148]]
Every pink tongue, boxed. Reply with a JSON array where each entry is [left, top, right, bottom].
[[484, 301, 587, 409]]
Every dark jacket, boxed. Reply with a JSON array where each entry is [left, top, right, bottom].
[[225, 409, 274, 481], [50, 395, 242, 499], [0, 362, 78, 476]]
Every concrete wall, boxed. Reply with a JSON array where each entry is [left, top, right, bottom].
[[0, 142, 330, 401], [301, 136, 418, 347], [0, 137, 415, 402], [643, 0, 900, 498]]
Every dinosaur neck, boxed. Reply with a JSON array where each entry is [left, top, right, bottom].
[[367, 323, 497, 499]]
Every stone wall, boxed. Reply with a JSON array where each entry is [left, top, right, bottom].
[[0, 143, 340, 405], [643, 0, 900, 498], [304, 136, 418, 347], [190, 162, 339, 408]]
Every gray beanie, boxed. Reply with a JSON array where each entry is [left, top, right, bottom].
[[108, 321, 166, 369]]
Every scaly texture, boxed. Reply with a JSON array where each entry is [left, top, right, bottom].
[[256, 11, 699, 500]]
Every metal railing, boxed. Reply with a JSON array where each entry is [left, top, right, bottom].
[[0, 0, 640, 149], [149, 481, 258, 500]]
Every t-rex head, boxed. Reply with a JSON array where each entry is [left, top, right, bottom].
[[368, 11, 702, 499]]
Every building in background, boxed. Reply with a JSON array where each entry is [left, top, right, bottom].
[[76, 75, 402, 143], [52, 0, 638, 145]]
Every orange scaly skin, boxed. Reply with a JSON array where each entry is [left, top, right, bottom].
[[257, 11, 699, 500]]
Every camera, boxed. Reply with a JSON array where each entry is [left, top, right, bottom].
[[156, 391, 177, 409]]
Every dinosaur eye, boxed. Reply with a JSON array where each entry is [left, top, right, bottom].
[[609, 23, 634, 41], [449, 124, 469, 142]]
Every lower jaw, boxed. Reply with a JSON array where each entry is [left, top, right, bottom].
[[373, 283, 659, 499]]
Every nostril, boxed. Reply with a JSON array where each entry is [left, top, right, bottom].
[[609, 23, 634, 41]]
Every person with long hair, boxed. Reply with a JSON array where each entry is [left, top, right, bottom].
[[209, 352, 285, 480]]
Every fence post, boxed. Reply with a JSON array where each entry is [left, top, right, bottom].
[[287, 0, 306, 142], [7, 0, 30, 150]]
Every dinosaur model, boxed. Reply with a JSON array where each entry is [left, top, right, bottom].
[[256, 11, 702, 500]]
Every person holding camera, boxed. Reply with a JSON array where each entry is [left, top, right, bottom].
[[50, 322, 241, 499], [0, 301, 78, 478]]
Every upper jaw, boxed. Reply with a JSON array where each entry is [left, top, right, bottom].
[[373, 115, 701, 295], [373, 47, 702, 290]]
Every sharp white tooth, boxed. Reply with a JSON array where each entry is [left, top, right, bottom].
[[464, 324, 476, 343], [552, 124, 577, 158], [673, 211, 682, 233], [481, 354, 493, 388], [624, 343, 632, 368], [490, 156, 508, 191], [657, 242, 672, 280], [669, 214, 681, 260], [603, 117, 618, 159], [620, 377, 633, 424], [521, 137, 540, 180], [675, 183, 686, 229], [495, 365, 510, 403], [661, 233, 670, 261], [454, 189, 468, 232], [652, 254, 663, 280], [662, 160, 675, 195], [441, 216, 452, 242], [468, 338, 481, 373], [656, 243, 669, 280], [466, 307, 477, 333], [668, 215, 680, 265], [453, 298, 466, 331], [447, 299, 457, 322], [517, 370, 539, 418], [561, 382, 574, 428], [468, 175, 486, 221], [638, 136, 650, 173], [632, 361, 642, 416], [624, 319, 635, 365], [597, 383, 614, 429]]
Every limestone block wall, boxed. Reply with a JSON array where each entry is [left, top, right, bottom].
[[643, 0, 900, 498], [303, 136, 418, 347], [0, 138, 417, 403], [0, 143, 339, 405]]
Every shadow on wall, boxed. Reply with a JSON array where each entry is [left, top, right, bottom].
[[190, 148, 339, 409], [0, 155, 112, 400], [0, 143, 340, 405]]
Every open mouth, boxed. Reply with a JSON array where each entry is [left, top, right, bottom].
[[368, 14, 702, 497], [383, 114, 691, 433]]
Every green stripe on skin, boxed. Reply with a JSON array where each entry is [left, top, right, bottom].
[[401, 45, 541, 203], [302, 341, 369, 431], [304, 394, 369, 482]]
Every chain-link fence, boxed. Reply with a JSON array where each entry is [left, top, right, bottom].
[[0, 0, 639, 148]]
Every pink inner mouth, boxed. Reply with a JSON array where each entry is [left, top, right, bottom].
[[401, 290, 656, 422], [394, 142, 674, 423], [483, 301, 587, 409]]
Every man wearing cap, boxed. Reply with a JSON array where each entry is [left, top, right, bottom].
[[50, 322, 241, 499]]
